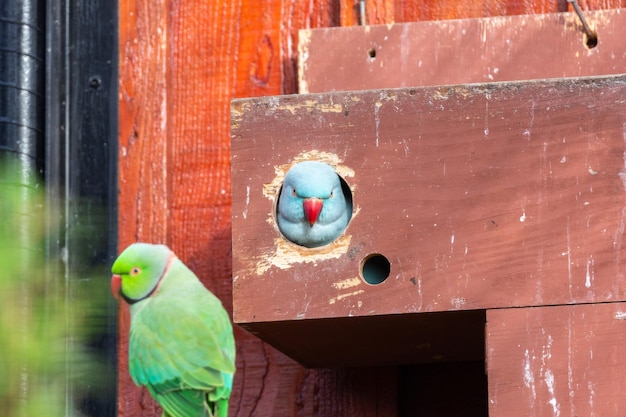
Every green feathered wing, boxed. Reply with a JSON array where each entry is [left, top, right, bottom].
[[128, 259, 235, 417]]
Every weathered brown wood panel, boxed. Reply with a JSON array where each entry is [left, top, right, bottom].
[[300, 9, 626, 93], [118, 0, 626, 416], [487, 303, 626, 417], [232, 75, 626, 366]]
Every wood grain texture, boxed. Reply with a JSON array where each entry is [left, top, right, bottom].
[[280, 0, 339, 93], [118, 0, 626, 415], [299, 9, 626, 93], [118, 0, 169, 414], [393, 0, 626, 21], [232, 75, 626, 366], [487, 303, 626, 417], [393, 0, 560, 21]]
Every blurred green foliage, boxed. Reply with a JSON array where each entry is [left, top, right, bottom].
[[0, 161, 100, 416]]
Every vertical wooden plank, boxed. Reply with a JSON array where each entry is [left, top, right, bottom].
[[231, 1, 284, 98], [118, 0, 169, 415], [487, 304, 626, 417], [118, 0, 169, 248], [307, 367, 398, 417], [166, 0, 236, 297], [281, 0, 339, 93], [367, 0, 396, 24], [229, 334, 308, 416]]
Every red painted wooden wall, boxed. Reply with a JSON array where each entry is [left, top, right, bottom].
[[117, 1, 626, 416]]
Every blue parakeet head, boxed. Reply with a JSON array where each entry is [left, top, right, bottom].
[[276, 161, 352, 247]]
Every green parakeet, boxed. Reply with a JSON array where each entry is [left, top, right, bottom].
[[111, 243, 235, 417]]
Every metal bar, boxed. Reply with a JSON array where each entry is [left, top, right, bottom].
[[359, 0, 366, 26], [568, 0, 598, 47]]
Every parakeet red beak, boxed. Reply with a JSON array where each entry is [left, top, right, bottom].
[[303, 197, 323, 226], [111, 274, 121, 299]]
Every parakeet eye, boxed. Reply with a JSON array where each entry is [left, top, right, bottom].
[[130, 267, 141, 276], [329, 190, 334, 198], [291, 188, 297, 197]]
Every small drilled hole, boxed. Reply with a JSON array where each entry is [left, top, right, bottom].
[[360, 253, 390, 285], [585, 32, 598, 48], [368, 48, 376, 59]]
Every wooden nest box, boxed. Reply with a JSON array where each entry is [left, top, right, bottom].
[[231, 73, 626, 368]]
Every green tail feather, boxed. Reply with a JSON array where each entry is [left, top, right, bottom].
[[155, 388, 229, 417], [213, 398, 229, 417]]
